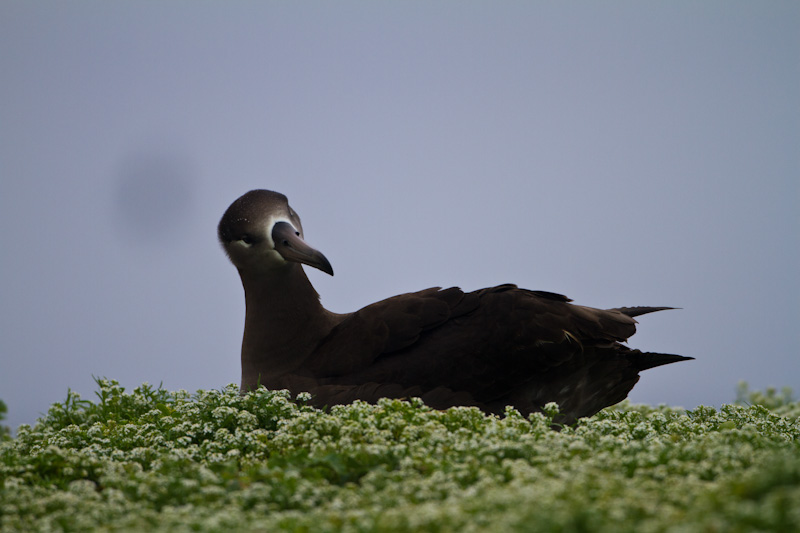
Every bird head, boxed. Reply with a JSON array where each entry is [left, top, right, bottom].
[[218, 190, 334, 276]]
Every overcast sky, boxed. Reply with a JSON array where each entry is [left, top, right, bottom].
[[1, 2, 798, 431]]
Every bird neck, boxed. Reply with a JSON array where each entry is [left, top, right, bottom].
[[239, 263, 336, 390]]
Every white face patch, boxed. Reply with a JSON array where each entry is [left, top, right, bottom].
[[263, 215, 299, 249], [231, 216, 298, 270], [232, 214, 299, 251]]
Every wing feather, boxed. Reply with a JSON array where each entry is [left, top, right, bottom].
[[300, 284, 686, 423]]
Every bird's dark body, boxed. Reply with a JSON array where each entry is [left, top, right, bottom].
[[220, 190, 691, 426], [275, 284, 681, 425]]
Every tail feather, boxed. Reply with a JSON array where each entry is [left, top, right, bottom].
[[632, 351, 694, 371], [613, 306, 678, 318]]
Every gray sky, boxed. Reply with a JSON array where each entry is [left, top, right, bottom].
[[2, 2, 798, 431]]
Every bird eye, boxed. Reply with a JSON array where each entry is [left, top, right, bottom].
[[295, 231, 300, 236]]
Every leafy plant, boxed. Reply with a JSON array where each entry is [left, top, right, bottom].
[[736, 381, 798, 416], [0, 399, 10, 442], [0, 379, 798, 532]]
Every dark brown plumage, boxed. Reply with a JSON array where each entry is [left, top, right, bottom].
[[219, 190, 692, 425]]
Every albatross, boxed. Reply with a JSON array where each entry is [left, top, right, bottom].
[[219, 189, 691, 425]]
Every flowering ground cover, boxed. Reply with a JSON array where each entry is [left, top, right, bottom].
[[1, 380, 798, 532]]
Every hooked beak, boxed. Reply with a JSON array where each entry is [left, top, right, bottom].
[[272, 221, 334, 276]]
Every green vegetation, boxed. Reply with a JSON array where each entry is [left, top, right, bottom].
[[0, 400, 10, 442], [1, 379, 798, 532], [735, 381, 800, 417]]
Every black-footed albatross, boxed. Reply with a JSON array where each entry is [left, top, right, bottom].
[[219, 189, 691, 425]]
